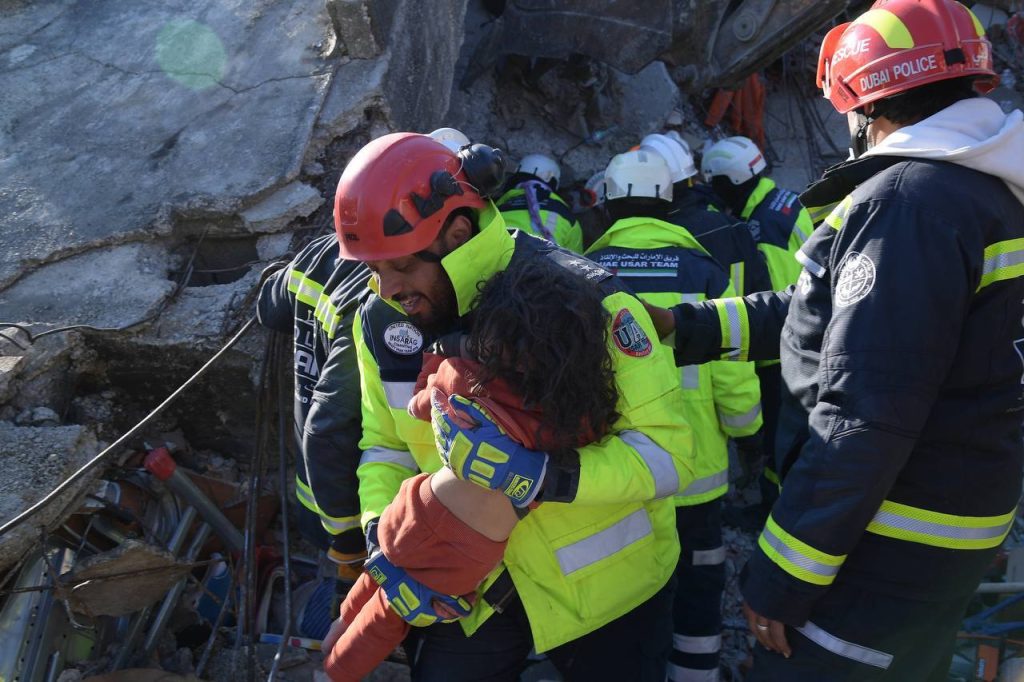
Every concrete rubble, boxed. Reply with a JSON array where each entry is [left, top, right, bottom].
[[0, 0, 1021, 680]]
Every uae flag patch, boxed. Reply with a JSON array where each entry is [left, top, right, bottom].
[[612, 308, 652, 358]]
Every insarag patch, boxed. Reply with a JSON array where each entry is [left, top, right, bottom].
[[383, 321, 423, 355]]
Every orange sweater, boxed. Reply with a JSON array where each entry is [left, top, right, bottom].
[[323, 355, 541, 682]]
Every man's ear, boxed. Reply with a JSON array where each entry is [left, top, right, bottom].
[[442, 213, 474, 251]]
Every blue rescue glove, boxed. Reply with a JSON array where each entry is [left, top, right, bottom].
[[430, 391, 548, 508], [364, 549, 472, 627]]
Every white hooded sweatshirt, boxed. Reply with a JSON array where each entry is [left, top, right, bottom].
[[863, 97, 1024, 208]]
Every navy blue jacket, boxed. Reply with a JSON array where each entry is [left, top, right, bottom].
[[671, 156, 1024, 623], [257, 234, 369, 552]]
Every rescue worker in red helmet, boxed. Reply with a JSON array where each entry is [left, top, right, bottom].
[[331, 132, 696, 681], [644, 0, 1024, 678]]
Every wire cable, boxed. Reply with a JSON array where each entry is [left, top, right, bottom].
[[0, 316, 258, 539]]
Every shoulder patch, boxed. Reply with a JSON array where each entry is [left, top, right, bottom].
[[612, 309, 652, 357], [834, 252, 876, 308], [383, 321, 423, 355]]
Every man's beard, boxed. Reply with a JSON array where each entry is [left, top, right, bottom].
[[407, 275, 459, 336]]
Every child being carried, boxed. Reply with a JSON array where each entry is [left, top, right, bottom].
[[324, 256, 620, 681]]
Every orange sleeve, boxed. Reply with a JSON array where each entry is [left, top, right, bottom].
[[339, 572, 377, 626], [324, 586, 409, 682]]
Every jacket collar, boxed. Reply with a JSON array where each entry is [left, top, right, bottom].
[[442, 202, 514, 316], [585, 215, 709, 255], [740, 177, 776, 220], [366, 203, 513, 317]]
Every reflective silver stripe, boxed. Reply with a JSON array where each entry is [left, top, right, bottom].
[[620, 430, 679, 499], [544, 211, 558, 240], [382, 381, 416, 410], [723, 300, 741, 350], [359, 447, 418, 472], [555, 509, 652, 576], [792, 220, 811, 245], [719, 403, 761, 429], [667, 664, 719, 682], [761, 523, 841, 579], [682, 365, 700, 389], [870, 509, 1011, 542], [797, 621, 893, 670], [730, 262, 743, 291], [295, 482, 317, 510], [983, 249, 1024, 276], [795, 249, 826, 278], [678, 470, 729, 498], [692, 546, 726, 566], [679, 297, 701, 388], [320, 515, 360, 534], [673, 634, 721, 654]]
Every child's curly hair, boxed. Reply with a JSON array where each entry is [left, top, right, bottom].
[[467, 256, 619, 450]]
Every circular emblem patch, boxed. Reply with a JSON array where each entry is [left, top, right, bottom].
[[612, 309, 652, 358], [383, 322, 423, 355], [835, 252, 876, 308]]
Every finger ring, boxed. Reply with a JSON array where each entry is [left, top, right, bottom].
[[756, 623, 769, 631]]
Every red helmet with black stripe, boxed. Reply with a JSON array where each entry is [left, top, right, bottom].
[[816, 0, 997, 114], [333, 133, 487, 261]]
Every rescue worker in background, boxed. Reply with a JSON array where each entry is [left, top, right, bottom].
[[702, 136, 811, 289], [256, 237, 369, 584], [644, 1, 1024, 678], [701, 136, 815, 529], [584, 150, 763, 682], [495, 153, 585, 252], [337, 133, 695, 681], [642, 133, 773, 298]]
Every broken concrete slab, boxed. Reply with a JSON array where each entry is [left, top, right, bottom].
[[0, 0, 335, 291], [0, 242, 176, 330], [609, 61, 680, 140], [67, 540, 191, 617], [0, 422, 99, 573], [240, 183, 323, 234]]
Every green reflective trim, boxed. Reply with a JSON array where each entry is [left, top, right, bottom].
[[295, 475, 359, 535], [758, 514, 846, 586], [730, 261, 745, 297], [790, 212, 812, 247], [977, 238, 1024, 291], [853, 9, 915, 48], [763, 467, 780, 487], [740, 177, 776, 221], [866, 500, 1015, 550], [288, 268, 322, 308], [288, 268, 344, 339], [806, 200, 839, 227], [295, 475, 319, 513], [823, 196, 853, 231]]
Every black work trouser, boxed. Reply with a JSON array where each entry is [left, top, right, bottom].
[[755, 363, 782, 509], [670, 500, 725, 681], [748, 580, 978, 681], [405, 575, 676, 682]]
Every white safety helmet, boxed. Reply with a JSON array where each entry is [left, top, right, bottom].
[[428, 127, 471, 152], [603, 150, 673, 203], [639, 133, 697, 184], [584, 170, 606, 206], [516, 153, 561, 189], [664, 130, 691, 154], [701, 136, 767, 185]]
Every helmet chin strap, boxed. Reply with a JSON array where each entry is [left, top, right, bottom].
[[850, 109, 875, 159]]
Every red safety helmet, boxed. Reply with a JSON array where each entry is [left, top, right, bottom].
[[333, 133, 487, 261], [816, 0, 997, 114]]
